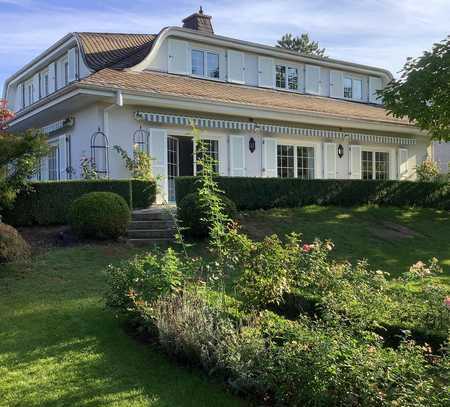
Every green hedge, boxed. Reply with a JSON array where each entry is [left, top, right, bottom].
[[175, 177, 450, 210], [3, 179, 156, 226]]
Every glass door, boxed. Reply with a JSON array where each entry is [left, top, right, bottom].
[[167, 136, 179, 202]]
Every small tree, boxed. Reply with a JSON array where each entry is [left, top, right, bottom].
[[277, 33, 327, 57], [113, 145, 154, 180], [0, 100, 48, 214], [381, 36, 450, 141], [415, 159, 440, 182]]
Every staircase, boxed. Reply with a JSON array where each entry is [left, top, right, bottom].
[[128, 206, 177, 246]]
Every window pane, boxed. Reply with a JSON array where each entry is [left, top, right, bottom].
[[362, 151, 373, 180], [277, 145, 294, 178], [196, 139, 219, 174], [344, 77, 352, 99], [353, 79, 362, 100], [276, 65, 286, 89], [297, 146, 314, 179], [192, 50, 204, 76], [48, 146, 59, 180], [375, 152, 389, 180], [288, 67, 298, 90], [207, 52, 219, 79]]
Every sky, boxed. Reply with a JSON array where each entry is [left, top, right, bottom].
[[1, 0, 449, 95]]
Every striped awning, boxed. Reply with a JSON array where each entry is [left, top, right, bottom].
[[41, 117, 75, 136], [135, 112, 416, 145]]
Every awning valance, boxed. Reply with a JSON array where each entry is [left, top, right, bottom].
[[135, 111, 416, 145]]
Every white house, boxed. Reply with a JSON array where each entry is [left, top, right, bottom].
[[3, 8, 431, 202]]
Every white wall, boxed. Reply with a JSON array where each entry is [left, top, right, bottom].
[[433, 141, 450, 174]]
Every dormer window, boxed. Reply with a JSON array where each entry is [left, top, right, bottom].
[[275, 64, 298, 91], [191, 49, 219, 79], [344, 76, 363, 100]]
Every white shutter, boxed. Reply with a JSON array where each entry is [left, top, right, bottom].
[[148, 129, 168, 202], [324, 143, 337, 179], [168, 38, 188, 75], [258, 56, 273, 88], [263, 137, 277, 177], [398, 148, 408, 180], [48, 62, 56, 94], [40, 156, 49, 181], [15, 83, 23, 111], [350, 145, 362, 179], [229, 135, 245, 176], [68, 48, 77, 82], [32, 73, 40, 102], [389, 150, 397, 180], [330, 70, 343, 98], [369, 76, 383, 104], [305, 65, 321, 94], [58, 135, 67, 180], [227, 50, 245, 83]]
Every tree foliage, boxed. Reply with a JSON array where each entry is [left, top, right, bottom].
[[381, 36, 450, 141], [276, 33, 327, 57]]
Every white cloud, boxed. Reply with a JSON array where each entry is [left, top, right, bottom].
[[1, 0, 449, 94]]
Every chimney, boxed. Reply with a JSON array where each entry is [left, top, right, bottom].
[[182, 6, 214, 35]]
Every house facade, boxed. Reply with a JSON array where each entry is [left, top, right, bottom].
[[3, 9, 430, 202]]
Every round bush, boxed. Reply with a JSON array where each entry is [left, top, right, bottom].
[[69, 192, 130, 239], [0, 223, 31, 263], [177, 192, 237, 238]]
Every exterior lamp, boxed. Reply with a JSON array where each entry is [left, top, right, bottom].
[[249, 137, 256, 153], [338, 144, 344, 158]]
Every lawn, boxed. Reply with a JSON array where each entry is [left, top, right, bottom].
[[238, 205, 450, 285], [0, 244, 246, 407]]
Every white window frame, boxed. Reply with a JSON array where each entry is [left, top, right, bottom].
[[277, 141, 318, 179], [40, 68, 49, 98], [344, 75, 363, 101], [47, 143, 60, 181], [275, 63, 299, 92], [194, 138, 219, 175], [24, 79, 33, 107], [191, 48, 220, 80], [361, 147, 391, 180]]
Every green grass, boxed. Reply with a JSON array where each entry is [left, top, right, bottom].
[[0, 244, 246, 407], [239, 205, 450, 285]]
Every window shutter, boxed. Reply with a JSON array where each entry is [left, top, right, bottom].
[[15, 83, 24, 111], [263, 137, 277, 177], [369, 76, 383, 104], [68, 48, 77, 82], [48, 62, 56, 93], [40, 156, 49, 181], [258, 56, 273, 88], [32, 73, 40, 102], [229, 135, 246, 176], [305, 65, 321, 94], [168, 39, 188, 75], [148, 129, 168, 202], [398, 148, 408, 180], [350, 145, 362, 179], [330, 70, 343, 98], [58, 135, 67, 180], [324, 143, 337, 179], [227, 50, 245, 83]]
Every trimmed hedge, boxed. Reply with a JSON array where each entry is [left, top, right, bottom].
[[175, 177, 450, 210], [3, 179, 156, 226]]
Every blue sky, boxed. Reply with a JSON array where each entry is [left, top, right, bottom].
[[1, 0, 449, 95]]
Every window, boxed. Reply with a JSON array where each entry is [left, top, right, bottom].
[[64, 61, 69, 85], [297, 146, 315, 179], [276, 64, 299, 91], [196, 139, 219, 174], [40, 70, 49, 98], [191, 49, 220, 79], [277, 145, 294, 178], [48, 145, 59, 181], [344, 77, 363, 100], [362, 150, 390, 180], [26, 82, 33, 106]]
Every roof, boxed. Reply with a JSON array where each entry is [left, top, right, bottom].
[[75, 32, 156, 71], [79, 69, 410, 126]]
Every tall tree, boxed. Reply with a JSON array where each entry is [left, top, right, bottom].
[[276, 33, 327, 57], [381, 36, 450, 141]]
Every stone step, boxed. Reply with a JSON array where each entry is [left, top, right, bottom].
[[128, 238, 173, 247], [131, 212, 175, 222], [129, 220, 175, 230], [128, 229, 175, 239]]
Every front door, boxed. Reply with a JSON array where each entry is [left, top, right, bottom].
[[167, 136, 179, 202]]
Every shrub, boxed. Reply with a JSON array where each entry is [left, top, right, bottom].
[[0, 223, 30, 263], [177, 192, 237, 238], [416, 159, 441, 182], [175, 177, 450, 210], [69, 192, 130, 239], [2, 179, 156, 226]]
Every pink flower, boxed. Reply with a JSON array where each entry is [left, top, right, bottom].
[[302, 244, 313, 253], [444, 297, 450, 310]]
